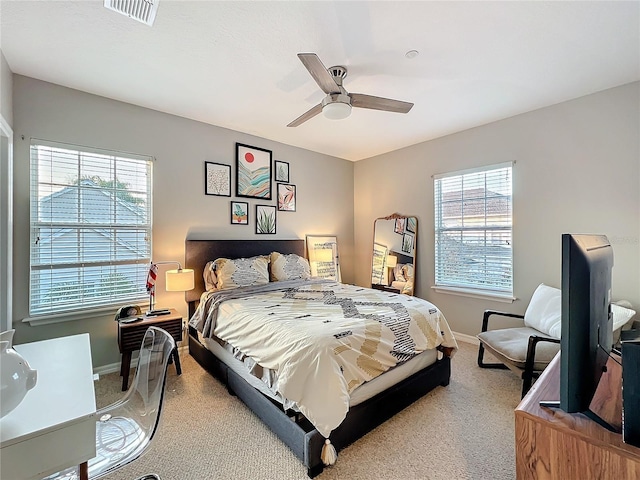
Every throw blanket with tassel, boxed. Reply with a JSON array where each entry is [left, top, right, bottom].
[[190, 280, 458, 438]]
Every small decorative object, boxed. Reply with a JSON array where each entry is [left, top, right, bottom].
[[231, 201, 249, 225], [256, 205, 276, 234], [406, 217, 416, 234], [277, 183, 296, 211], [402, 233, 414, 254], [1, 330, 37, 418], [236, 143, 272, 199], [394, 218, 405, 234], [307, 235, 341, 281], [205, 162, 231, 196], [275, 160, 290, 183]]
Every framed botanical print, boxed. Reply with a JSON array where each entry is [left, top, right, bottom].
[[236, 143, 272, 199], [402, 233, 414, 254], [256, 204, 276, 234], [205, 162, 231, 196], [277, 183, 296, 211], [394, 217, 406, 234], [274, 160, 290, 183], [230, 201, 249, 225]]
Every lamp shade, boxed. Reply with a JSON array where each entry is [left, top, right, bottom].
[[323, 102, 351, 120], [165, 269, 195, 291], [386, 255, 398, 268]]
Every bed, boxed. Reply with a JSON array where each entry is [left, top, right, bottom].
[[185, 239, 456, 477]]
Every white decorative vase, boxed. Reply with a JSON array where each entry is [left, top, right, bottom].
[[0, 330, 38, 418]]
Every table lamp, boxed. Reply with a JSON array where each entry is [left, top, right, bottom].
[[146, 261, 194, 316], [386, 255, 398, 285]]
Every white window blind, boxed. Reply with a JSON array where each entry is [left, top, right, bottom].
[[434, 162, 513, 295], [29, 140, 153, 316]]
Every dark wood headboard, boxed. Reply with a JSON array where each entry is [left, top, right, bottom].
[[184, 239, 305, 308], [390, 250, 413, 266]]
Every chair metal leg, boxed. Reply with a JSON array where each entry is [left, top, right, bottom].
[[477, 342, 509, 369]]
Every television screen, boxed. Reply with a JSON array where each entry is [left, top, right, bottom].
[[559, 233, 614, 428]]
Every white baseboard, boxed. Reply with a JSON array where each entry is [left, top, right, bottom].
[[452, 331, 479, 345], [93, 343, 189, 377]]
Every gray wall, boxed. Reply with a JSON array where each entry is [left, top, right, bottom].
[[11, 75, 354, 368], [354, 82, 640, 337]]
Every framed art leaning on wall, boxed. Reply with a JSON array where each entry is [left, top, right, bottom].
[[306, 235, 341, 282]]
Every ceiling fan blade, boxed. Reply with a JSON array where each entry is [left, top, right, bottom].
[[287, 103, 323, 127], [350, 93, 414, 114], [297, 53, 340, 94]]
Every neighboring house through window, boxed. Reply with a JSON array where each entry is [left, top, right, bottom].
[[30, 140, 153, 316], [433, 162, 513, 298]]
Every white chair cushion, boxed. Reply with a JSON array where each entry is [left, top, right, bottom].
[[524, 283, 561, 338]]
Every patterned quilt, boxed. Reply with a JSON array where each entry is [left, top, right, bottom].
[[190, 279, 458, 437]]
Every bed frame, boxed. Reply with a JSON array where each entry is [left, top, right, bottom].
[[185, 239, 452, 477]]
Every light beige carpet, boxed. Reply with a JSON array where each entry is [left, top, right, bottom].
[[97, 341, 521, 480]]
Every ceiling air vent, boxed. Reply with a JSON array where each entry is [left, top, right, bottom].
[[104, 0, 159, 26]]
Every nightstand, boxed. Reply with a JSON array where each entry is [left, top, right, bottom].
[[371, 284, 401, 294], [117, 308, 183, 391]]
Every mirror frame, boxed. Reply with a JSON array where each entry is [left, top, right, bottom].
[[371, 213, 417, 296]]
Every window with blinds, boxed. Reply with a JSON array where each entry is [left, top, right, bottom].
[[434, 162, 513, 296], [29, 140, 153, 316]]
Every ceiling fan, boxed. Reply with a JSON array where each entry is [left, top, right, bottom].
[[287, 53, 414, 127]]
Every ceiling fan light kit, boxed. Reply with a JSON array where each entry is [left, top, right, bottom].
[[288, 53, 414, 127], [322, 94, 352, 120]]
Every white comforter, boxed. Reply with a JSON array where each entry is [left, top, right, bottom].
[[190, 280, 458, 437]]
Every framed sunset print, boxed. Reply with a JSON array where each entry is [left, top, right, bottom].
[[277, 183, 296, 211], [236, 143, 272, 199]]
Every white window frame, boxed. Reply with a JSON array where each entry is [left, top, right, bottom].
[[433, 162, 514, 302], [27, 139, 153, 321]]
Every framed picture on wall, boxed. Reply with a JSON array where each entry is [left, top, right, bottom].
[[205, 162, 231, 196], [402, 233, 414, 254], [394, 218, 405, 234], [230, 201, 249, 225], [236, 143, 272, 199], [275, 160, 290, 183], [277, 183, 296, 211], [406, 217, 416, 234], [256, 204, 276, 234]]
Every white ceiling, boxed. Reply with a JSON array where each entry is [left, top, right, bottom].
[[1, 1, 639, 161]]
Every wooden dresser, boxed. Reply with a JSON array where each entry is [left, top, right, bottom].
[[515, 353, 640, 479]]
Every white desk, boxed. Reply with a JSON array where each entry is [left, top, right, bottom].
[[0, 334, 97, 480]]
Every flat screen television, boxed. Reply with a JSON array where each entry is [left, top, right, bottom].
[[541, 233, 615, 430]]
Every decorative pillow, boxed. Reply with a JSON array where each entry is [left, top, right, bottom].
[[213, 255, 270, 291], [393, 264, 406, 282], [524, 283, 562, 338], [612, 302, 636, 331], [402, 264, 415, 282], [203, 261, 218, 291], [270, 252, 311, 281]]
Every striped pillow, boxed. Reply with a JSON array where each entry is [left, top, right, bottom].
[[213, 255, 270, 291]]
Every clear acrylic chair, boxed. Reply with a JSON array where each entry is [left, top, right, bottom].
[[43, 326, 176, 480]]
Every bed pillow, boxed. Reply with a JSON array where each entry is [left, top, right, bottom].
[[203, 260, 218, 291], [213, 255, 270, 291], [270, 252, 311, 281], [402, 264, 414, 282], [524, 283, 562, 338], [393, 264, 406, 282]]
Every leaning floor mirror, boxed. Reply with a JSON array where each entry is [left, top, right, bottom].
[[371, 213, 417, 295]]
